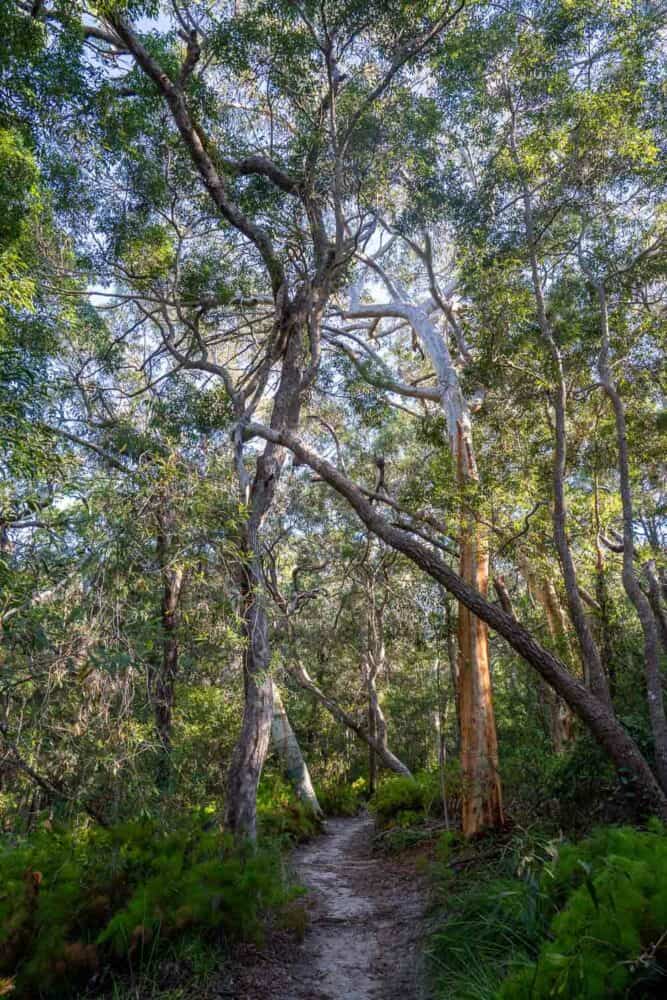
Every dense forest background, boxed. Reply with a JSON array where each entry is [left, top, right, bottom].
[[0, 1, 666, 998]]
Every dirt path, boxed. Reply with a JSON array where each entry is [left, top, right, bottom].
[[234, 814, 430, 1000]]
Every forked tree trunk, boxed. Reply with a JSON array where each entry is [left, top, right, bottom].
[[270, 680, 323, 817], [224, 323, 316, 840]]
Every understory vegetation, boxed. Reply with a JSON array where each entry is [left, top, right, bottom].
[[429, 820, 667, 999], [1, 1, 666, 998], [0, 799, 307, 998]]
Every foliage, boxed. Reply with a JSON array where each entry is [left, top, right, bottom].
[[370, 768, 461, 828], [0, 816, 296, 998], [257, 773, 322, 844], [315, 777, 367, 817], [429, 822, 667, 999]]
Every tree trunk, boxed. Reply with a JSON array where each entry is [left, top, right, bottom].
[[512, 147, 612, 709], [645, 560, 667, 656], [270, 680, 323, 817], [597, 284, 667, 792], [224, 562, 274, 840], [224, 323, 308, 840], [363, 588, 392, 795], [150, 509, 184, 791], [443, 592, 461, 750], [532, 577, 574, 752], [434, 657, 451, 829], [367, 692, 379, 795], [393, 302, 503, 835], [252, 423, 667, 823], [289, 658, 412, 777], [457, 482, 503, 835]]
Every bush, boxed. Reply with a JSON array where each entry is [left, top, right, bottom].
[[429, 821, 667, 1000], [256, 773, 322, 843], [500, 820, 667, 998], [315, 777, 366, 816], [369, 767, 460, 828], [0, 816, 296, 997]]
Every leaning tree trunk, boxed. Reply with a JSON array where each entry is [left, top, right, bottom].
[[270, 680, 323, 817], [251, 424, 667, 823], [289, 657, 412, 777], [597, 284, 667, 792]]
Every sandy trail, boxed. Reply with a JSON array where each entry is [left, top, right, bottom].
[[234, 813, 429, 1000]]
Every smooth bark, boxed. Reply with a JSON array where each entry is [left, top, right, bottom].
[[346, 297, 503, 835], [508, 120, 612, 708], [270, 681, 323, 817], [289, 658, 412, 777], [645, 560, 667, 656], [248, 422, 667, 822], [597, 285, 667, 792]]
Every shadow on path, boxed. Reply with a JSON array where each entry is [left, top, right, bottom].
[[236, 813, 430, 1000]]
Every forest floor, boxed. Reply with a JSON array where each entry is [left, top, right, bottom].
[[230, 813, 431, 1000]]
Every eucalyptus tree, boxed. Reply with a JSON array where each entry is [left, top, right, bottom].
[[423, 0, 666, 775], [18, 0, 467, 837], [328, 236, 504, 833]]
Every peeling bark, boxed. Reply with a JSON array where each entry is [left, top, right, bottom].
[[345, 297, 503, 835]]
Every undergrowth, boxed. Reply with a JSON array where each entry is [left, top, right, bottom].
[[257, 773, 323, 843], [428, 820, 667, 999], [0, 812, 298, 998], [315, 776, 367, 816], [368, 768, 461, 852]]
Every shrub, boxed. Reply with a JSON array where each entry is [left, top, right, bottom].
[[499, 821, 667, 998], [0, 816, 296, 997], [429, 821, 667, 1000], [256, 773, 322, 843], [315, 777, 366, 816], [369, 766, 460, 828]]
